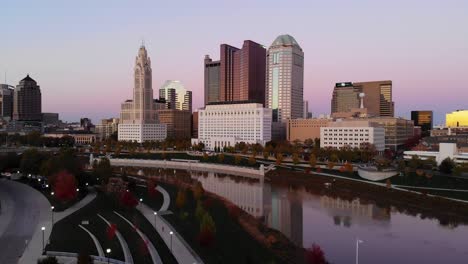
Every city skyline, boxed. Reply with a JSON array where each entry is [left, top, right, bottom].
[[1, 0, 467, 124]]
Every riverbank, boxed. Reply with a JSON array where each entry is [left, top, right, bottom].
[[268, 169, 468, 226]]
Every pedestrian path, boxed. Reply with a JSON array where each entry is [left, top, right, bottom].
[[113, 211, 163, 264], [156, 186, 170, 211], [55, 192, 97, 223], [78, 224, 104, 257], [98, 214, 134, 264], [138, 203, 204, 264]]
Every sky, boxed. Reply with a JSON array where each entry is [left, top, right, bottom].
[[1, 0, 467, 124]]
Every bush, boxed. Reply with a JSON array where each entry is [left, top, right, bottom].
[[439, 157, 455, 174]]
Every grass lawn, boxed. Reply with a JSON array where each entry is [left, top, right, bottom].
[[148, 182, 285, 264], [46, 191, 177, 263]]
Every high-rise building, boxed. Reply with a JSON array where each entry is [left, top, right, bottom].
[[41, 113, 60, 126], [0, 84, 14, 121], [156, 109, 192, 140], [287, 118, 331, 142], [159, 80, 192, 112], [303, 100, 311, 119], [13, 75, 42, 121], [331, 81, 394, 117], [118, 44, 167, 143], [411, 111, 433, 133], [192, 111, 199, 138], [446, 110, 468, 128], [266, 34, 304, 122], [95, 118, 119, 140], [205, 40, 266, 106], [204, 55, 221, 105]]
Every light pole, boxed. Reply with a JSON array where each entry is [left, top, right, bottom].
[[153, 212, 158, 227], [41, 227, 45, 254], [51, 206, 55, 226], [169, 231, 173, 252], [356, 238, 363, 264], [106, 248, 111, 264]]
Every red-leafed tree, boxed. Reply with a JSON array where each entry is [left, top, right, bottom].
[[203, 198, 214, 210], [120, 191, 138, 208], [228, 205, 241, 220], [147, 179, 158, 198], [305, 244, 328, 264], [197, 228, 215, 248], [53, 170, 77, 202], [316, 167, 322, 173], [106, 223, 117, 240]]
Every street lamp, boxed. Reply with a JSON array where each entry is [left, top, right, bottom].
[[169, 231, 174, 252], [51, 192, 54, 196], [51, 206, 55, 226], [153, 212, 158, 227], [41, 227, 46, 254], [356, 238, 363, 264], [106, 248, 111, 264]]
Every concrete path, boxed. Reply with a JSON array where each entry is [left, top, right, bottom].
[[78, 224, 104, 257], [138, 203, 204, 264], [54, 192, 97, 223], [98, 214, 133, 264], [0, 180, 52, 264], [392, 185, 468, 192], [113, 211, 163, 264], [155, 186, 170, 211]]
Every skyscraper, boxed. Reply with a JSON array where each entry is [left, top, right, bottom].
[[204, 40, 266, 106], [118, 44, 167, 142], [159, 80, 192, 112], [331, 81, 394, 117], [411, 110, 433, 133], [266, 34, 304, 122], [13, 75, 42, 121], [0, 84, 14, 121]]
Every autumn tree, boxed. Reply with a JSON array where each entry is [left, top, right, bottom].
[[53, 171, 77, 202], [263, 151, 269, 159], [309, 154, 317, 168], [120, 191, 138, 208], [248, 155, 256, 166], [292, 152, 300, 165], [20, 148, 44, 175], [217, 153, 225, 163], [275, 153, 283, 165], [193, 182, 205, 200], [439, 157, 455, 174], [234, 155, 242, 165], [305, 244, 327, 264], [175, 189, 187, 209]]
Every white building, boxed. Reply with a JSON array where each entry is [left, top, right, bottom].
[[95, 118, 119, 140], [320, 120, 385, 151], [159, 80, 192, 112], [266, 34, 304, 122], [118, 44, 167, 143], [404, 143, 468, 165], [191, 102, 272, 150]]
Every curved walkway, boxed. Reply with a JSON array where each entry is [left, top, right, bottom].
[[113, 211, 163, 264], [98, 214, 133, 264], [78, 224, 104, 257], [156, 186, 170, 211], [54, 192, 97, 223], [0, 180, 52, 264]]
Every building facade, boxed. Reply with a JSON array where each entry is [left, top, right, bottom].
[[0, 84, 14, 121], [404, 143, 468, 165], [118, 44, 167, 143], [41, 113, 60, 126], [266, 34, 304, 122], [13, 75, 42, 121], [192, 111, 199, 138], [192, 102, 272, 150], [159, 80, 192, 112], [446, 110, 468, 128], [204, 55, 221, 105], [95, 118, 119, 140], [286, 118, 331, 142], [156, 109, 192, 140], [411, 110, 433, 133], [320, 120, 385, 151], [367, 117, 414, 150], [331, 81, 394, 117]]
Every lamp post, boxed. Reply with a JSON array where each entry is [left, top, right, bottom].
[[41, 227, 45, 254], [169, 231, 173, 252], [51, 206, 55, 226], [356, 238, 363, 264], [153, 212, 158, 228], [106, 248, 111, 264]]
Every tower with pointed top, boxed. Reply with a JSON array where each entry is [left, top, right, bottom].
[[118, 44, 167, 142]]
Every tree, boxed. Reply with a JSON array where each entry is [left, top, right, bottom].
[[0, 152, 20, 171], [329, 153, 339, 163], [439, 157, 455, 174], [38, 256, 59, 264], [305, 244, 327, 264], [77, 252, 94, 264], [292, 152, 300, 165], [175, 189, 187, 209], [53, 171, 77, 202], [309, 154, 317, 168], [217, 153, 225, 163], [93, 157, 112, 183], [20, 148, 44, 175], [248, 155, 256, 166], [195, 200, 206, 221], [275, 153, 283, 165], [234, 155, 242, 165], [263, 151, 269, 159], [193, 182, 205, 200], [120, 191, 138, 208], [327, 161, 335, 170]]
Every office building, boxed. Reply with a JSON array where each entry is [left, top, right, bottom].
[[118, 44, 167, 143], [266, 34, 304, 122], [156, 109, 192, 140], [367, 117, 414, 150], [331, 81, 394, 117], [192, 102, 272, 150], [411, 111, 433, 134], [0, 84, 14, 121], [446, 110, 468, 128], [320, 120, 385, 151], [13, 75, 42, 121], [303, 100, 311, 119], [159, 80, 192, 112], [41, 113, 60, 126], [192, 111, 199, 138], [205, 40, 266, 105], [95, 118, 119, 140], [287, 118, 331, 142]]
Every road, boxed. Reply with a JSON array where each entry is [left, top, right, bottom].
[[0, 179, 51, 264]]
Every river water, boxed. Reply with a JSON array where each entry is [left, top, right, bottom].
[[185, 170, 468, 264]]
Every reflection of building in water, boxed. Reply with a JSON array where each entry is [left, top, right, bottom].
[[320, 196, 390, 227], [266, 187, 303, 247], [191, 172, 266, 218]]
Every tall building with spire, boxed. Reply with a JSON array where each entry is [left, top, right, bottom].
[[118, 44, 167, 142]]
